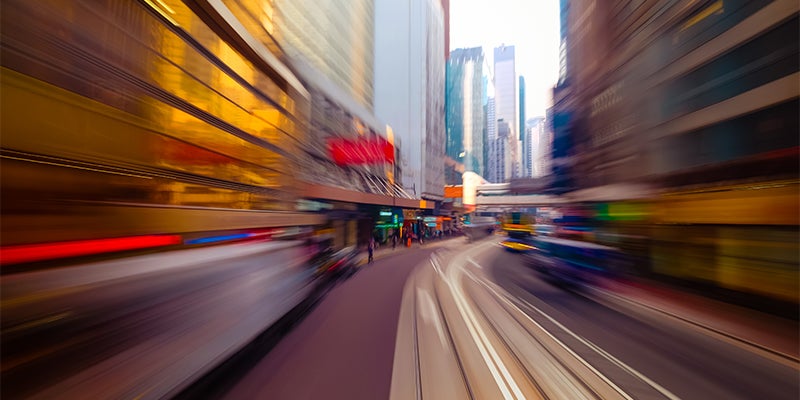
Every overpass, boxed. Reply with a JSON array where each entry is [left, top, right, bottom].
[[472, 181, 656, 209], [473, 177, 562, 208], [474, 194, 563, 207]]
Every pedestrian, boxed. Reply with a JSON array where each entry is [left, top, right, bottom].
[[368, 237, 375, 263], [392, 232, 397, 250]]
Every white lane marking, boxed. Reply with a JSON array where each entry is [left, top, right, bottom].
[[467, 257, 483, 269], [467, 269, 634, 400], [417, 287, 448, 348], [443, 248, 526, 400], [476, 272, 679, 400], [430, 258, 442, 276]]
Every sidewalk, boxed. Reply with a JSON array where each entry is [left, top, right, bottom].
[[592, 275, 799, 363], [356, 235, 466, 266]]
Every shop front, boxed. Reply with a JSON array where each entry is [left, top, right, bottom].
[[372, 207, 404, 245]]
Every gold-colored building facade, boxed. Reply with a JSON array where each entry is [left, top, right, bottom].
[[232, 0, 376, 112]]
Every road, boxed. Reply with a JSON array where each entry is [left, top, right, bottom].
[[219, 242, 442, 400], [485, 247, 798, 399], [209, 237, 798, 399]]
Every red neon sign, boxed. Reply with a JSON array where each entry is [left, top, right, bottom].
[[327, 136, 395, 166]]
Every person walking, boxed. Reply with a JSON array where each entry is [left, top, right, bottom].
[[368, 237, 375, 263]]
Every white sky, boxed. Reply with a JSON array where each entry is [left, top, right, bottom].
[[449, 0, 560, 119]]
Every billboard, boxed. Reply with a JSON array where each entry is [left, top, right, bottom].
[[327, 136, 395, 166]]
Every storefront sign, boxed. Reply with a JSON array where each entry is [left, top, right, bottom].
[[327, 136, 394, 166]]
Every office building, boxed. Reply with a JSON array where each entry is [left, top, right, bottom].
[[238, 0, 405, 198], [269, 0, 375, 111], [519, 76, 527, 176], [375, 0, 446, 201], [494, 45, 519, 181], [484, 97, 497, 181], [525, 117, 547, 177], [490, 120, 511, 183], [446, 47, 486, 184]]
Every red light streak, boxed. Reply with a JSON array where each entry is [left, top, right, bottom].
[[0, 235, 182, 265]]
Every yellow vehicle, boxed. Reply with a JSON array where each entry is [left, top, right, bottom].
[[502, 212, 535, 239], [499, 212, 536, 252]]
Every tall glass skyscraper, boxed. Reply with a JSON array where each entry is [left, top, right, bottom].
[[485, 97, 498, 182], [446, 47, 485, 184], [494, 45, 518, 180], [519, 75, 527, 176]]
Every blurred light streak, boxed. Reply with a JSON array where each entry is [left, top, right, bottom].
[[0, 155, 153, 179], [2, 312, 71, 335], [143, 0, 179, 26], [0, 235, 182, 265], [499, 240, 536, 251], [184, 233, 253, 245], [680, 0, 724, 33]]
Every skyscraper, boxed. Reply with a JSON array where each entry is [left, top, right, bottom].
[[536, 117, 552, 179], [558, 0, 569, 85], [519, 76, 526, 142], [446, 47, 486, 184], [519, 75, 527, 176], [493, 119, 511, 182], [526, 117, 546, 177], [485, 97, 498, 182], [494, 45, 518, 181], [524, 118, 535, 178], [374, 0, 445, 200], [487, 97, 497, 140]]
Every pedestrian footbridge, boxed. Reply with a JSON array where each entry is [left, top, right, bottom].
[[474, 194, 563, 207]]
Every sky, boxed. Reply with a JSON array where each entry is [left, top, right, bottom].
[[449, 0, 560, 119]]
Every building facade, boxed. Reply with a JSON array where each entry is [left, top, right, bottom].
[[519, 76, 528, 176], [270, 0, 375, 112], [523, 117, 539, 178], [559, 0, 798, 190], [535, 117, 552, 179], [525, 117, 548, 178], [227, 0, 406, 201], [446, 47, 486, 184], [491, 120, 511, 183], [554, 0, 799, 301], [485, 96, 497, 181], [375, 0, 446, 201], [494, 45, 519, 181]]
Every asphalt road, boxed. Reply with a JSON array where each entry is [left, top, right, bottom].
[[485, 245, 799, 400], [206, 237, 798, 400]]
